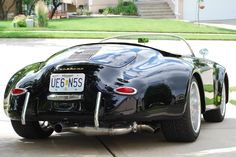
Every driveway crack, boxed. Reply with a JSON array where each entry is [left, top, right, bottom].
[[96, 137, 116, 157]]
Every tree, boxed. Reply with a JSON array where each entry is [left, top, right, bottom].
[[0, 0, 16, 20], [23, 0, 40, 15], [49, 0, 62, 19], [16, 0, 23, 14]]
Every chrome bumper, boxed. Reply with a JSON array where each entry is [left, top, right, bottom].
[[47, 94, 83, 101]]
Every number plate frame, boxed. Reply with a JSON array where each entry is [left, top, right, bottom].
[[49, 73, 85, 92]]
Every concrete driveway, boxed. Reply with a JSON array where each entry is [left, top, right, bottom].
[[1, 117, 236, 157], [1, 39, 236, 157]]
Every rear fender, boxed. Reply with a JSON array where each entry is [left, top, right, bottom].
[[4, 62, 42, 118], [214, 64, 228, 104]]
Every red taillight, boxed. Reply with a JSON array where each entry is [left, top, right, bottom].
[[11, 88, 27, 96], [114, 87, 137, 95]]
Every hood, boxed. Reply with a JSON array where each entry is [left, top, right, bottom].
[[45, 43, 153, 68]]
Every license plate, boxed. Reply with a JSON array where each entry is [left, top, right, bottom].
[[49, 73, 85, 92]]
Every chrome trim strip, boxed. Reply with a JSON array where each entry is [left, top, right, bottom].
[[21, 92, 30, 125], [94, 92, 102, 128], [47, 94, 83, 101]]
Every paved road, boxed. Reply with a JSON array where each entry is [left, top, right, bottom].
[[1, 39, 236, 157]]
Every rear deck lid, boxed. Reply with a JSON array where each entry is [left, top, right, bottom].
[[45, 44, 151, 68]]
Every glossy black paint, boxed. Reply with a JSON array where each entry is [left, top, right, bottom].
[[3, 43, 229, 124]]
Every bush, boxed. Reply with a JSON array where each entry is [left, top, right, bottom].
[[102, 7, 113, 15], [12, 15, 27, 27], [98, 9, 104, 14], [35, 0, 48, 27], [83, 9, 92, 16], [102, 0, 137, 15], [77, 5, 92, 16], [117, 0, 137, 15]]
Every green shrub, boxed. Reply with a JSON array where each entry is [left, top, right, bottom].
[[12, 15, 27, 27], [98, 9, 104, 14], [102, 0, 137, 15], [82, 9, 92, 16], [35, 0, 48, 27], [118, 0, 137, 15], [102, 7, 113, 15]]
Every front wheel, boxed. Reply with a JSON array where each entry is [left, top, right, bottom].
[[161, 77, 201, 142], [11, 120, 54, 139]]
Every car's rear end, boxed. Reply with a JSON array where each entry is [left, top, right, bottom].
[[35, 62, 137, 123], [4, 44, 157, 137], [4, 34, 217, 142]]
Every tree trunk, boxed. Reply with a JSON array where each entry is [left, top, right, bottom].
[[5, 0, 16, 18], [50, 7, 57, 19], [28, 0, 38, 15], [16, 0, 23, 14], [0, 0, 6, 20], [0, 0, 16, 20], [49, 1, 62, 19]]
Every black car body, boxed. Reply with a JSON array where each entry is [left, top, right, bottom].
[[3, 34, 229, 142]]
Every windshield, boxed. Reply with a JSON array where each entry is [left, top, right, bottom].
[[100, 34, 194, 57]]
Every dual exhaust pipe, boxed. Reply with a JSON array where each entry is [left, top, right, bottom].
[[54, 122, 155, 136]]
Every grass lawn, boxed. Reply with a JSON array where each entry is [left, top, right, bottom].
[[0, 31, 117, 39], [1, 17, 236, 39], [205, 97, 214, 105], [204, 85, 214, 93], [230, 100, 236, 105], [230, 86, 236, 92], [230, 86, 236, 105]]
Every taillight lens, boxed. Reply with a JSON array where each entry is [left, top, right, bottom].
[[114, 87, 137, 95], [11, 88, 27, 96]]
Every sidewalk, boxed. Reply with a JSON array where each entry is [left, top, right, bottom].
[[2, 30, 236, 35], [200, 19, 236, 30]]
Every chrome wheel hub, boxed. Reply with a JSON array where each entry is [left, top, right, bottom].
[[39, 121, 51, 131], [220, 83, 226, 116], [189, 81, 201, 134]]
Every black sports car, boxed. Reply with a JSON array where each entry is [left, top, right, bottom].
[[3, 34, 228, 142]]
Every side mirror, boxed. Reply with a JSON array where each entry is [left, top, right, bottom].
[[199, 48, 209, 58]]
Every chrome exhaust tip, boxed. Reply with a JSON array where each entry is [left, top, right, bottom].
[[54, 123, 63, 133]]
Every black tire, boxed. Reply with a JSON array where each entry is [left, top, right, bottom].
[[161, 77, 201, 142], [203, 82, 226, 122], [11, 120, 54, 139]]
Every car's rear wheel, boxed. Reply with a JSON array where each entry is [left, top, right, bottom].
[[11, 120, 54, 139], [161, 77, 201, 142], [203, 82, 226, 122]]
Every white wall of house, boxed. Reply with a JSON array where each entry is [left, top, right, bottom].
[[183, 0, 236, 21], [89, 0, 118, 13], [63, 0, 118, 13]]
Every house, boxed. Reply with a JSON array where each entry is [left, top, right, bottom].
[[62, 0, 236, 21], [175, 0, 236, 21], [2, 0, 236, 21], [62, 0, 118, 13], [136, 0, 236, 21]]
